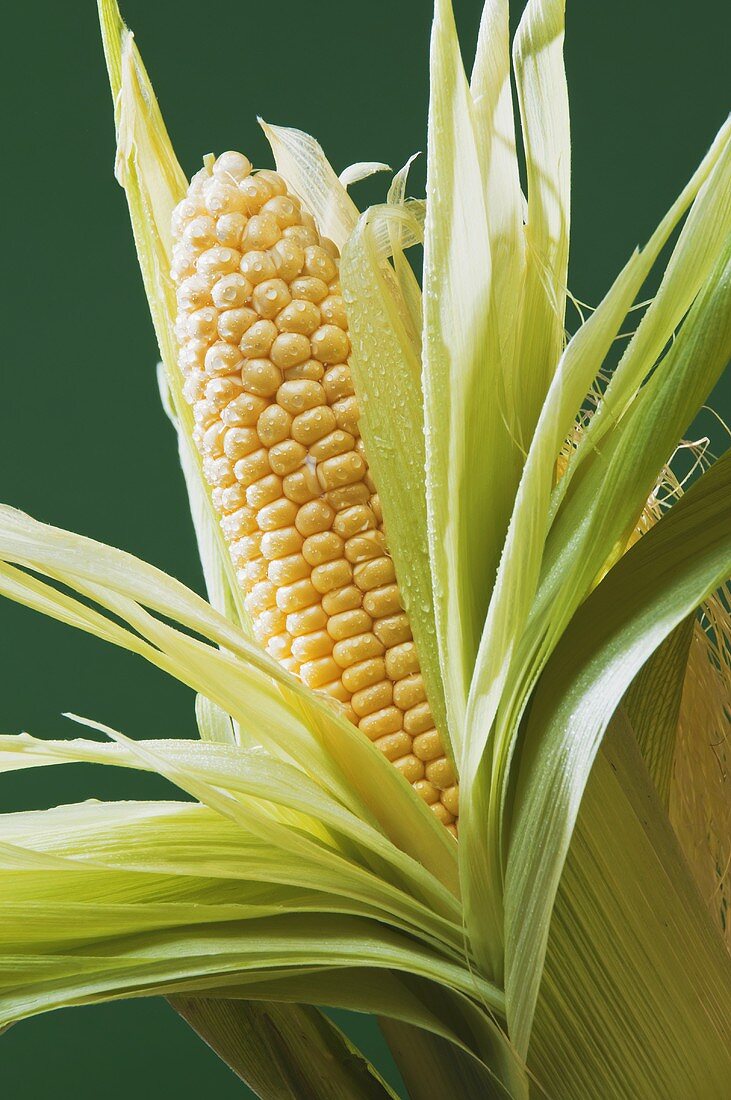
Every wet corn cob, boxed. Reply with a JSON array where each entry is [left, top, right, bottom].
[[171, 151, 458, 833]]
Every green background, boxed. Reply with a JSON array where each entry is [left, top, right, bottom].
[[1, 0, 728, 1095]]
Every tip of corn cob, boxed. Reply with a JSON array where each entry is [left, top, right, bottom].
[[171, 151, 458, 835]]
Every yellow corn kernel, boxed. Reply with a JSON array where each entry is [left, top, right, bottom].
[[374, 731, 412, 761], [222, 392, 268, 427], [394, 754, 425, 784], [332, 633, 384, 669], [286, 603, 328, 637], [353, 557, 396, 592], [257, 404, 292, 445], [204, 456, 235, 488], [261, 526, 303, 560], [216, 483, 248, 513], [241, 359, 282, 398], [285, 225, 318, 250], [341, 657, 387, 693], [442, 786, 460, 818], [311, 324, 350, 365], [385, 642, 420, 680], [412, 729, 443, 762], [412, 780, 438, 806], [212, 274, 251, 310], [404, 701, 434, 735], [333, 504, 376, 539], [267, 553, 310, 586], [263, 194, 300, 227], [317, 452, 366, 491], [284, 359, 324, 382], [311, 430, 356, 462], [223, 427, 260, 461], [252, 279, 291, 319], [321, 585, 362, 616], [326, 482, 371, 511], [323, 363, 354, 402], [269, 439, 307, 476], [239, 558, 267, 587], [300, 655, 341, 689], [351, 681, 393, 718], [245, 580, 277, 615], [243, 212, 281, 250], [344, 530, 387, 564], [359, 706, 403, 741], [363, 584, 402, 618], [327, 609, 372, 642], [425, 757, 456, 790], [430, 801, 455, 826], [374, 613, 413, 648], [311, 558, 353, 594], [240, 318, 278, 358], [292, 406, 337, 445], [277, 380, 326, 414], [277, 299, 321, 335], [283, 468, 320, 505], [216, 214, 247, 248], [220, 506, 257, 540], [218, 308, 257, 343], [246, 473, 283, 509], [332, 395, 360, 435], [302, 531, 344, 566], [276, 578, 319, 614], [320, 295, 347, 328], [295, 499, 335, 536], [270, 331, 311, 369], [234, 448, 270, 486], [290, 276, 329, 303], [291, 630, 334, 662], [267, 632, 293, 660], [303, 245, 338, 283], [257, 498, 298, 530]]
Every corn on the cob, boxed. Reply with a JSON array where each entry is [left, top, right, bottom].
[[171, 151, 458, 833]]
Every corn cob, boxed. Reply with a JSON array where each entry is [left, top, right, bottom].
[[171, 151, 458, 833]]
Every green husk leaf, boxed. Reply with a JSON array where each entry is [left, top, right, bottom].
[[0, 730, 461, 936], [537, 233, 731, 648], [194, 694, 236, 747], [339, 160, 391, 188], [174, 970, 519, 1089], [0, 505, 458, 893], [670, 606, 731, 945], [511, 0, 570, 444], [169, 997, 399, 1100], [0, 770, 500, 1031], [470, 0, 525, 378], [424, 0, 519, 754], [505, 448, 731, 1052], [380, 1017, 527, 1100], [386, 154, 420, 207], [622, 614, 694, 804], [557, 119, 731, 499], [341, 203, 450, 759], [97, 0, 248, 630], [156, 364, 247, 635], [461, 125, 731, 980], [0, 912, 486, 1031], [531, 714, 731, 1099], [259, 121, 359, 249]]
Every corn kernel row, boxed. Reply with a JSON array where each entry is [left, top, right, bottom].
[[171, 151, 458, 832]]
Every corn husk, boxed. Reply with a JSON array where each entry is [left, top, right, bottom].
[[0, 1, 729, 1097]]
